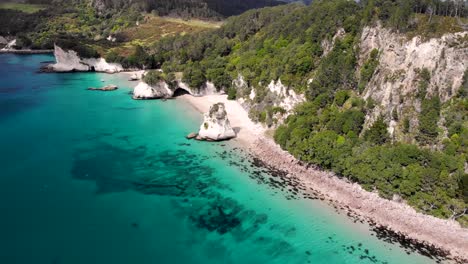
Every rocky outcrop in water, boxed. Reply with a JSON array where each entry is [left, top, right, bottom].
[[198, 103, 236, 141], [87, 84, 118, 91], [44, 45, 123, 73]]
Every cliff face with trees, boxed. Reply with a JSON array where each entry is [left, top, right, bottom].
[[134, 0, 468, 226]]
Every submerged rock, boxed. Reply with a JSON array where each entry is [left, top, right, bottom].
[[197, 103, 236, 141], [87, 84, 118, 91], [186, 132, 197, 139], [132, 81, 173, 99]]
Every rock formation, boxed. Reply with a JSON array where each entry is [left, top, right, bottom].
[[132, 81, 173, 99], [129, 74, 139, 81], [198, 103, 236, 141], [46, 45, 123, 73], [0, 36, 8, 48], [87, 84, 118, 91]]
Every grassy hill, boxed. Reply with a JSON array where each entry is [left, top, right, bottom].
[[0, 2, 47, 13]]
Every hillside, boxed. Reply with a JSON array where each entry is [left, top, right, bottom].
[[89, 0, 284, 19], [0, 0, 223, 60], [128, 0, 467, 226]]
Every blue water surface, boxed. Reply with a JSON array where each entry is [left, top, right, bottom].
[[0, 54, 441, 264]]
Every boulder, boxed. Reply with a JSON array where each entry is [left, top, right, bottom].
[[132, 82, 173, 99], [197, 103, 236, 141], [129, 74, 139, 81]]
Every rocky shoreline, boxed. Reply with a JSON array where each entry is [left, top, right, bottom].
[[179, 93, 468, 262], [247, 138, 468, 263]]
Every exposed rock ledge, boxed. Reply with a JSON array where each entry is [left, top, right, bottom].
[[43, 45, 123, 73], [132, 79, 221, 100], [132, 82, 172, 99], [197, 103, 236, 141]]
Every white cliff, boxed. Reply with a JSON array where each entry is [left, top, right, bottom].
[[0, 36, 8, 47], [359, 24, 468, 133], [198, 103, 236, 141], [232, 75, 305, 126], [50, 45, 123, 73], [266, 79, 305, 112], [176, 81, 221, 96], [132, 81, 173, 99], [1, 39, 16, 51]]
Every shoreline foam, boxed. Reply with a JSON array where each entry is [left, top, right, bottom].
[[178, 93, 468, 263]]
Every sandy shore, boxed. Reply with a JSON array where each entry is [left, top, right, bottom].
[[179, 94, 468, 262]]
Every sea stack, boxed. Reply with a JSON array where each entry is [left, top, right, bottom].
[[197, 103, 236, 141]]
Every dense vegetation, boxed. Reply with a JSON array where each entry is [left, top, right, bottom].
[[132, 0, 467, 225], [0, 1, 142, 50], [90, 0, 283, 19]]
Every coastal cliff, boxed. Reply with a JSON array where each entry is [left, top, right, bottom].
[[46, 45, 123, 73], [359, 25, 468, 140]]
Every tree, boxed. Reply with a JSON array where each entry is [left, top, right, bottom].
[[183, 62, 206, 90], [143, 70, 164, 86], [364, 116, 389, 145], [418, 96, 441, 144]]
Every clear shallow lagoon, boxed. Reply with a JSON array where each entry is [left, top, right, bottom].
[[0, 54, 441, 264]]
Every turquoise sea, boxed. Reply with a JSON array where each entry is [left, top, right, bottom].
[[0, 54, 443, 264]]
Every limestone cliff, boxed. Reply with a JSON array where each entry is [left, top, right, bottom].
[[132, 81, 172, 99], [48, 45, 123, 73], [198, 103, 236, 141], [134, 78, 221, 100], [234, 75, 305, 126], [359, 24, 468, 140]]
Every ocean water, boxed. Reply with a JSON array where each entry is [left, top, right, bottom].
[[0, 54, 442, 264]]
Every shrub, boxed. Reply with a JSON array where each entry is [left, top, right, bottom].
[[227, 87, 237, 100], [334, 90, 350, 107], [143, 70, 165, 86]]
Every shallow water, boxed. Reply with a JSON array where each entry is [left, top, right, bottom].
[[0, 54, 442, 264]]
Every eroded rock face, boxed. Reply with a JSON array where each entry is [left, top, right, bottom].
[[359, 24, 468, 137], [132, 82, 173, 99], [266, 79, 305, 112], [49, 45, 123, 73], [0, 36, 8, 46], [198, 103, 236, 141]]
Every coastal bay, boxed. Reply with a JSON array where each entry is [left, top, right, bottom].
[[0, 53, 462, 264]]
